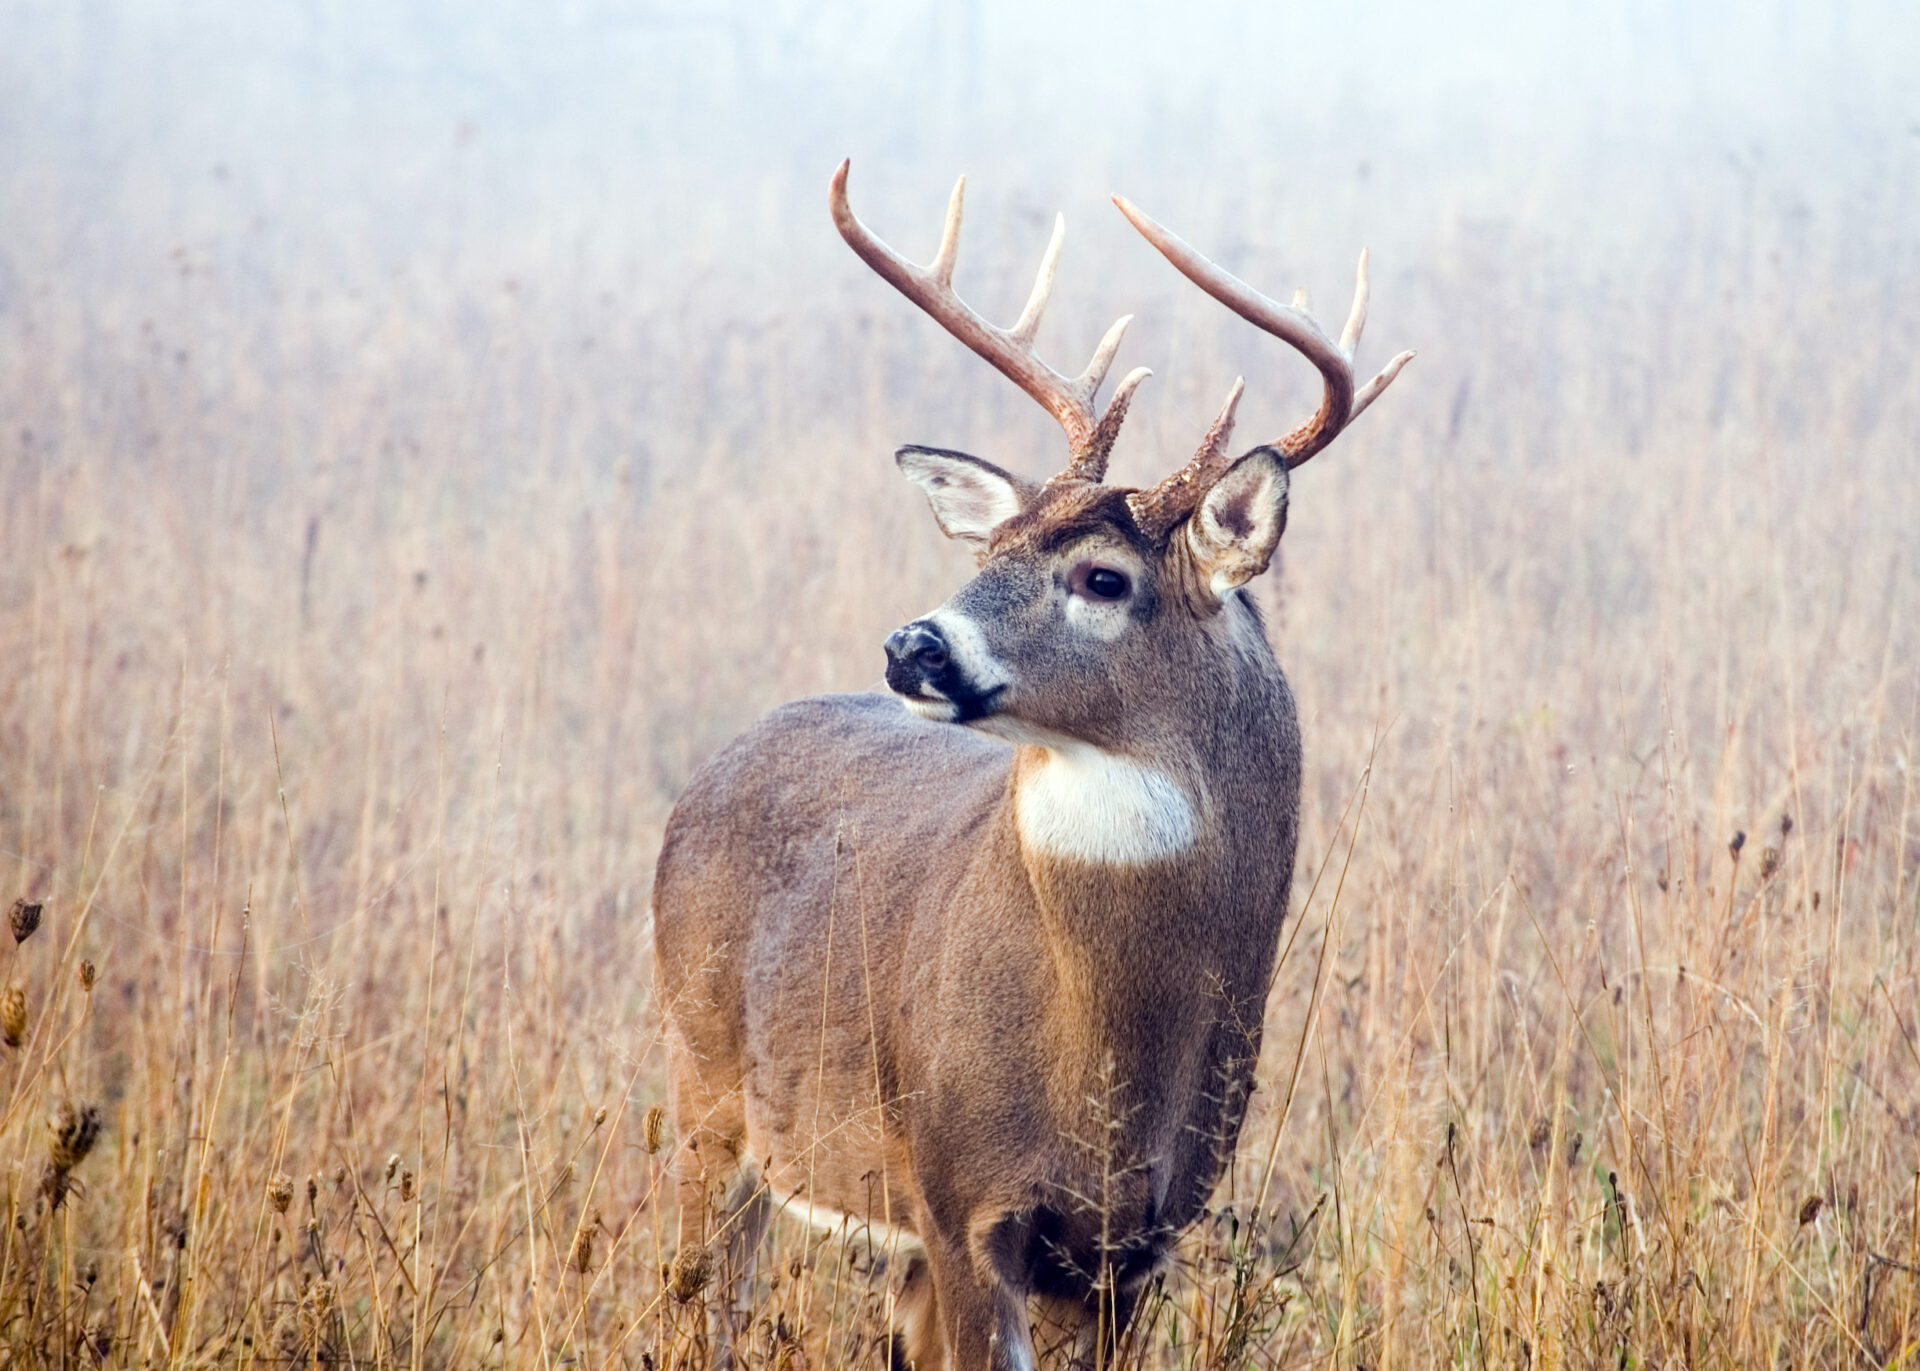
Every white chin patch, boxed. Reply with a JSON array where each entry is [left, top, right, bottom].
[[1014, 742, 1198, 865], [900, 695, 958, 722]]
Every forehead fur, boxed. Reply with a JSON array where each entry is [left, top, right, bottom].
[[986, 481, 1157, 558]]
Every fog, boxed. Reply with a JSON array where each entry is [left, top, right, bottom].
[[6, 3, 1916, 480]]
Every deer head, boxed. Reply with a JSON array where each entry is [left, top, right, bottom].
[[831, 162, 1413, 759]]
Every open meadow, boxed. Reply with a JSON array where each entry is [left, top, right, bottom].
[[2, 3, 1918, 1366]]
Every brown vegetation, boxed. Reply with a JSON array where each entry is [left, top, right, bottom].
[[1, 13, 1917, 1364]]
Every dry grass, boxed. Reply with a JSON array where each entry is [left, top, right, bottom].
[[3, 33, 1919, 1365]]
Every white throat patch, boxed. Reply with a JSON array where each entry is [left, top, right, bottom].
[[1014, 743, 1199, 865]]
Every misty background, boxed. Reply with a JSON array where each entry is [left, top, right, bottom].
[[2, 0, 1917, 882]]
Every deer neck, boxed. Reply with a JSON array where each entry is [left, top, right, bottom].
[[1009, 738, 1203, 868], [1000, 735, 1272, 1139]]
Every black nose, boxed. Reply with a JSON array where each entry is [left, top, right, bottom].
[[884, 621, 950, 691]]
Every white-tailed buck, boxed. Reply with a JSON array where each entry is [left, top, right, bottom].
[[654, 161, 1411, 1369]]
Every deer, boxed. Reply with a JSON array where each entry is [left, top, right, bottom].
[[652, 160, 1412, 1370]]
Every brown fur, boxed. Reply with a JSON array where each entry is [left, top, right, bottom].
[[654, 475, 1300, 1369]]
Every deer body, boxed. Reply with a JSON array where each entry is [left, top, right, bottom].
[[654, 165, 1409, 1369]]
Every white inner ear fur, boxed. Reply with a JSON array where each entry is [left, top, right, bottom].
[[1186, 449, 1289, 599], [1011, 739, 1199, 865], [897, 449, 1026, 545]]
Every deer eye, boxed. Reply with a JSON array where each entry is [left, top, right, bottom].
[[1072, 564, 1132, 601]]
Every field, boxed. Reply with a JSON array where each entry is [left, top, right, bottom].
[[3, 5, 1919, 1367]]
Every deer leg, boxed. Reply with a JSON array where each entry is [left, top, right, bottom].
[[665, 1046, 758, 1369], [1067, 1277, 1147, 1371], [887, 1251, 946, 1371], [713, 1170, 771, 1367], [925, 1234, 1035, 1371]]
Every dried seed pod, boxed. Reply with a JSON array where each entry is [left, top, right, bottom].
[[569, 1208, 600, 1274], [668, 1246, 713, 1303], [643, 1105, 668, 1156], [399, 1168, 415, 1202], [40, 1100, 103, 1209], [9, 899, 41, 944], [1799, 1195, 1824, 1225], [592, 1106, 608, 1131], [385, 1153, 400, 1183], [298, 1278, 335, 1350], [305, 1175, 318, 1207], [1, 985, 25, 1047], [77, 961, 96, 992], [48, 1101, 102, 1171], [267, 1173, 295, 1214]]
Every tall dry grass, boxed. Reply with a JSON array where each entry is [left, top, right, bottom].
[[3, 24, 1919, 1363]]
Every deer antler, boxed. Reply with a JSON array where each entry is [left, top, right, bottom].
[[1113, 195, 1414, 540], [831, 161, 1151, 482]]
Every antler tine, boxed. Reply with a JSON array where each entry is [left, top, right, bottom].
[[831, 161, 1144, 469], [1009, 214, 1064, 345], [1340, 250, 1416, 420], [1339, 248, 1370, 356], [1066, 362, 1154, 484], [1199, 377, 1246, 463], [930, 175, 965, 286], [1125, 377, 1244, 540], [1353, 348, 1417, 421], [1081, 313, 1132, 394]]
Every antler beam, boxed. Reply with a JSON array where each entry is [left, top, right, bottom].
[[830, 161, 1150, 481], [1112, 194, 1413, 539]]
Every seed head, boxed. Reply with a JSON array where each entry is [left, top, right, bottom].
[[400, 1168, 416, 1202], [643, 1104, 668, 1156], [10, 900, 41, 944], [592, 1106, 608, 1131], [385, 1153, 399, 1183], [298, 1278, 335, 1350], [1, 985, 25, 1047], [1799, 1195, 1824, 1225], [40, 1101, 103, 1209], [267, 1173, 294, 1214], [48, 1101, 102, 1171], [569, 1208, 600, 1274], [77, 961, 96, 992], [305, 1174, 318, 1207], [668, 1245, 713, 1303]]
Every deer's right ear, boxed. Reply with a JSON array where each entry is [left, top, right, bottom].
[[896, 446, 1034, 550], [1182, 444, 1290, 603]]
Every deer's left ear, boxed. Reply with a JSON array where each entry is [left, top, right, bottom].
[[1183, 445, 1290, 602], [896, 446, 1036, 552]]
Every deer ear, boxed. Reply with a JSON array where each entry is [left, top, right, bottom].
[[1183, 445, 1290, 602], [896, 446, 1034, 549]]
